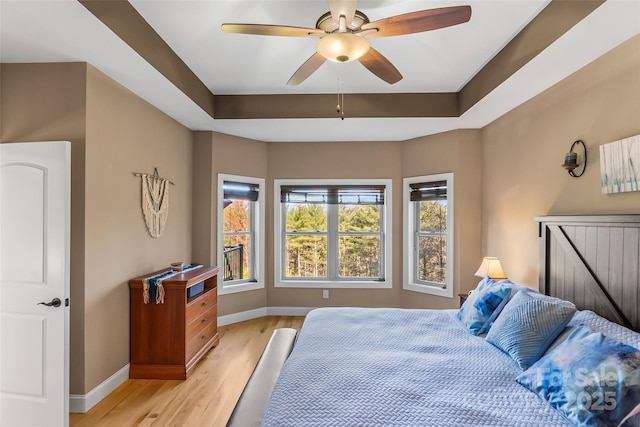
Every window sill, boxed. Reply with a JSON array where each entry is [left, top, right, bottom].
[[275, 280, 391, 289], [403, 281, 453, 298], [218, 281, 263, 295]]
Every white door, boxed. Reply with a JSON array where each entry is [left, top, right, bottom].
[[0, 141, 70, 427]]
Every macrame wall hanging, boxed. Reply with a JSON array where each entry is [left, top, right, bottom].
[[133, 168, 174, 238]]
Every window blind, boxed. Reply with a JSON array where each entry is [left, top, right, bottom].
[[409, 180, 447, 202], [281, 185, 385, 205], [224, 181, 259, 202]]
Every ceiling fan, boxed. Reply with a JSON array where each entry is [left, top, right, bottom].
[[221, 1, 471, 86]]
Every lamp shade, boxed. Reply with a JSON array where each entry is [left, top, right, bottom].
[[317, 33, 370, 63], [474, 257, 507, 279]]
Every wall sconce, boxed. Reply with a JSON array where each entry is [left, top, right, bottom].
[[562, 140, 587, 178], [474, 257, 507, 279]]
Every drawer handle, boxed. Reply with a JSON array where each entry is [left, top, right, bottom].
[[201, 335, 206, 340], [201, 318, 207, 323], [201, 301, 207, 306]]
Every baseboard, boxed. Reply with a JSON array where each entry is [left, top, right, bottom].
[[267, 306, 315, 316], [218, 306, 315, 326], [218, 307, 268, 326], [69, 364, 129, 413], [69, 308, 314, 413]]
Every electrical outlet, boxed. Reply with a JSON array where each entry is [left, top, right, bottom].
[[322, 289, 329, 299]]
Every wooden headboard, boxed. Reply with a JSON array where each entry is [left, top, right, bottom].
[[536, 215, 640, 332]]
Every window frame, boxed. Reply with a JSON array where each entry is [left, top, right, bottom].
[[403, 173, 454, 297], [217, 174, 265, 295], [274, 179, 392, 289]]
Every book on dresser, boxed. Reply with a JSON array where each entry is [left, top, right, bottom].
[[128, 265, 220, 380]]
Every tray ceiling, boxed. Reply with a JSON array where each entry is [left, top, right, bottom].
[[1, 1, 639, 142]]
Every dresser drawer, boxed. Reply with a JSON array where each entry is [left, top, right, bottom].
[[186, 289, 217, 322], [186, 305, 217, 341], [186, 322, 217, 361]]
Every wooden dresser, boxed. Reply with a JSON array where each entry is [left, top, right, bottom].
[[128, 265, 220, 380]]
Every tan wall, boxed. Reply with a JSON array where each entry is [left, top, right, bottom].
[[83, 66, 193, 392], [1, 62, 88, 394], [402, 129, 483, 308], [192, 132, 215, 267], [266, 141, 404, 308], [192, 131, 269, 316], [481, 34, 640, 289]]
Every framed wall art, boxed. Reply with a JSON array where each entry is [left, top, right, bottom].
[[599, 134, 640, 194]]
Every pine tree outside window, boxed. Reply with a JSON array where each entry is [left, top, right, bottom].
[[274, 179, 392, 289], [403, 173, 454, 297]]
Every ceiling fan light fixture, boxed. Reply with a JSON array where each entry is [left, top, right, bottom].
[[317, 33, 370, 63]]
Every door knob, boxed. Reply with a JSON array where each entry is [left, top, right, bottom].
[[38, 298, 62, 308]]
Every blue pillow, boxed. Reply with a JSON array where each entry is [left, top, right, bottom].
[[516, 326, 640, 427], [457, 281, 513, 335], [475, 276, 498, 292], [485, 290, 576, 369]]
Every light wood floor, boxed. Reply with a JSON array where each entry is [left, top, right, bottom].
[[70, 316, 305, 427]]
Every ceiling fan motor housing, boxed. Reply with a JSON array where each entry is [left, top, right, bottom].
[[316, 10, 370, 33]]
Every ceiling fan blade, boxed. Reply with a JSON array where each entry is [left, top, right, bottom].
[[287, 52, 327, 86], [329, 0, 357, 26], [358, 47, 402, 84], [222, 23, 325, 37], [361, 5, 471, 38]]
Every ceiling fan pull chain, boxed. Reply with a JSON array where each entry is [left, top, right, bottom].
[[337, 77, 341, 114], [341, 84, 345, 120], [336, 77, 345, 120]]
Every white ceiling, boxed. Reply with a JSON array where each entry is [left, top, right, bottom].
[[1, 0, 639, 142]]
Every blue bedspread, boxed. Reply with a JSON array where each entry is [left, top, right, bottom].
[[261, 307, 570, 427]]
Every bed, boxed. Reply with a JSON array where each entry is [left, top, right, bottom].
[[227, 215, 640, 427]]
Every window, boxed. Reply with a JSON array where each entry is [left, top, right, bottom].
[[217, 174, 265, 295], [403, 173, 454, 297], [274, 179, 392, 288]]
